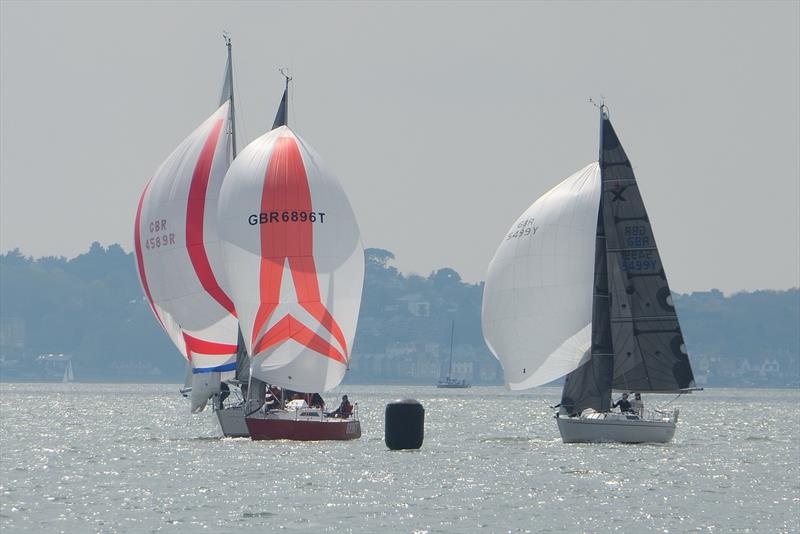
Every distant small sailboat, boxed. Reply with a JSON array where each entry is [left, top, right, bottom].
[[482, 103, 700, 443], [437, 322, 470, 388], [216, 71, 365, 441], [62, 359, 74, 383]]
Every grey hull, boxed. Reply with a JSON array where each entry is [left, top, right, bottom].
[[556, 415, 676, 444], [215, 405, 250, 437]]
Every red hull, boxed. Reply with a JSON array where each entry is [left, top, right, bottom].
[[246, 417, 361, 441]]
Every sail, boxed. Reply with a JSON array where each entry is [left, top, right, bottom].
[[272, 87, 288, 130], [482, 163, 601, 390], [559, 197, 614, 414], [217, 125, 364, 393], [599, 116, 695, 392], [134, 100, 239, 412]]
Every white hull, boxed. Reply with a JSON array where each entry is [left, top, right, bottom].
[[214, 404, 250, 437], [556, 413, 676, 444]]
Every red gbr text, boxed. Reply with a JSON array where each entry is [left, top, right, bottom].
[[144, 219, 175, 250]]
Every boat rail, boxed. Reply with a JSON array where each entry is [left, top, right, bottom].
[[555, 407, 680, 423], [293, 403, 359, 421]]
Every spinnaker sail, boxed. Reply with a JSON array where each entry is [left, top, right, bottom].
[[482, 163, 601, 390], [217, 80, 364, 394], [134, 44, 238, 413]]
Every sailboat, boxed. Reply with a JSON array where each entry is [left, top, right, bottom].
[[216, 72, 365, 441], [62, 359, 74, 383], [437, 322, 470, 388], [482, 104, 699, 443], [135, 35, 249, 437]]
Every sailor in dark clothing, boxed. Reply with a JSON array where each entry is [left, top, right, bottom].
[[328, 395, 353, 418], [612, 393, 633, 413], [309, 392, 325, 410], [217, 382, 230, 409]]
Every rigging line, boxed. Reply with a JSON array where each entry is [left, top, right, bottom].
[[657, 392, 683, 410]]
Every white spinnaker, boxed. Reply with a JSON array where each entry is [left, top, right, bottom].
[[134, 102, 239, 410], [481, 163, 601, 390], [217, 126, 364, 393]]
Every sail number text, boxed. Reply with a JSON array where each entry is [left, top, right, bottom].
[[144, 219, 175, 250], [624, 225, 651, 247], [249, 211, 326, 225], [505, 218, 538, 240], [620, 250, 659, 272]]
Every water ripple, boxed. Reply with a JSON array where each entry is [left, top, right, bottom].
[[1, 384, 798, 533]]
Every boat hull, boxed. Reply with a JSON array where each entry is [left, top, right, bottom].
[[246, 413, 361, 441], [556, 414, 676, 444], [215, 404, 250, 438]]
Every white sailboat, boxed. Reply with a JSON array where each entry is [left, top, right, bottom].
[[134, 35, 248, 435], [62, 359, 74, 383], [437, 322, 470, 388], [482, 104, 699, 443], [216, 72, 365, 441]]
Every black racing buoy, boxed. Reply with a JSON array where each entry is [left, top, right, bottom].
[[385, 398, 424, 450]]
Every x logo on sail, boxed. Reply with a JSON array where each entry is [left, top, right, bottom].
[[611, 183, 629, 202]]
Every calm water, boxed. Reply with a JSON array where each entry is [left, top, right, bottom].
[[1, 384, 798, 533]]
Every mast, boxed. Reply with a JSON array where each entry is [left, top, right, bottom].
[[559, 102, 615, 415], [221, 32, 237, 156], [221, 33, 248, 390], [447, 321, 455, 380], [592, 102, 615, 409]]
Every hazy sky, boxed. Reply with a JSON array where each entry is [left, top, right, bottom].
[[1, 1, 798, 294]]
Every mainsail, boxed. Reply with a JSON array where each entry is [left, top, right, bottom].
[[561, 112, 695, 414], [483, 108, 695, 415], [598, 113, 695, 393], [217, 80, 364, 394], [134, 42, 238, 412]]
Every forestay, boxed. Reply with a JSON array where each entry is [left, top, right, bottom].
[[217, 126, 364, 394], [482, 163, 601, 390], [134, 101, 239, 411]]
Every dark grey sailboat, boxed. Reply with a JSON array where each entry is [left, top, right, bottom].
[[556, 105, 699, 443], [482, 104, 699, 443]]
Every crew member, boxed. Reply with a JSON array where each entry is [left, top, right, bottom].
[[310, 392, 325, 410], [629, 392, 644, 417], [217, 382, 230, 409], [329, 395, 353, 419], [612, 393, 633, 413]]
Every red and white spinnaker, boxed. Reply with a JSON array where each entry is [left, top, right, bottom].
[[134, 99, 238, 412], [217, 121, 364, 394]]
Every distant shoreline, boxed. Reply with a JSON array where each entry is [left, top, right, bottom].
[[1, 379, 797, 390]]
